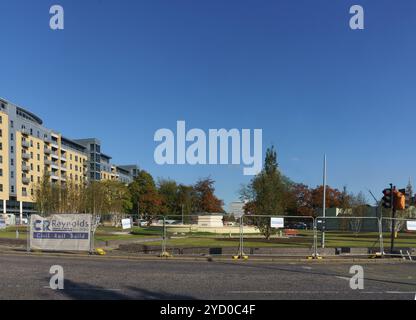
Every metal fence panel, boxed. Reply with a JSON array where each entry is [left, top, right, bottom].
[[315, 216, 382, 257], [163, 214, 240, 256], [242, 215, 316, 257], [104, 215, 165, 256], [381, 217, 416, 258]]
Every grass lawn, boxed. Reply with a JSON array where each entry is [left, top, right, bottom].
[[143, 230, 416, 249]]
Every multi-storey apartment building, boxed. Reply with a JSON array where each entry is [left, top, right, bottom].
[[0, 97, 138, 221]]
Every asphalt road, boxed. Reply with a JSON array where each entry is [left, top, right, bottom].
[[0, 253, 415, 300]]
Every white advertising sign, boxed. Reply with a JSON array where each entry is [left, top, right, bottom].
[[271, 217, 284, 229], [121, 218, 132, 230], [0, 218, 5, 229], [30, 214, 92, 251], [406, 220, 416, 231]]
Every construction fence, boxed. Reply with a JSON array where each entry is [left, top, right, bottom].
[[113, 214, 416, 259]]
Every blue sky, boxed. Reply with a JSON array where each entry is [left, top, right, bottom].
[[0, 0, 415, 207]]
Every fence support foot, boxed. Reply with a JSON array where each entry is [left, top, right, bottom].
[[160, 251, 171, 258], [233, 254, 248, 260]]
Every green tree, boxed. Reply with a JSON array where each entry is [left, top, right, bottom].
[[193, 177, 224, 213], [128, 170, 162, 219], [158, 179, 180, 216], [243, 146, 287, 239]]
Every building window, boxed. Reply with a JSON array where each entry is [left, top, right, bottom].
[[11, 171, 14, 178], [0, 169, 2, 177], [0, 184, 3, 192], [10, 133, 13, 141], [10, 146, 13, 153], [10, 120, 13, 128], [11, 186, 14, 193], [10, 159, 13, 166]]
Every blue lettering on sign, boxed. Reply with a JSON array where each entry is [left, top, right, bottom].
[[33, 232, 89, 239], [43, 220, 51, 231], [34, 220, 42, 231]]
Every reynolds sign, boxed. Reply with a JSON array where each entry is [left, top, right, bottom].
[[30, 214, 92, 251]]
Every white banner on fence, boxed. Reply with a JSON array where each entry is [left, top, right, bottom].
[[406, 220, 416, 231], [271, 217, 284, 229], [121, 218, 132, 230], [30, 214, 92, 251]]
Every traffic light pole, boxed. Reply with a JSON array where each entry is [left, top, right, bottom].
[[389, 184, 396, 254]]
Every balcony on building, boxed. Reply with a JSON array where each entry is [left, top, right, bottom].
[[21, 139, 30, 148], [22, 163, 30, 172], [22, 175, 30, 185], [21, 128, 30, 136], [50, 173, 59, 180], [44, 146, 52, 154], [22, 152, 30, 160]]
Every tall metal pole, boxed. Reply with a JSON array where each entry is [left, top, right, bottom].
[[181, 204, 184, 225], [322, 154, 327, 248], [390, 184, 396, 254]]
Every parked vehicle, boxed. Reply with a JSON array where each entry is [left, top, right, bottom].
[[293, 222, 308, 230], [137, 219, 149, 227]]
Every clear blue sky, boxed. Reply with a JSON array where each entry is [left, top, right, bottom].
[[1, 0, 415, 207]]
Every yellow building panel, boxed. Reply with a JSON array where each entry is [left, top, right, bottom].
[[0, 111, 9, 201], [16, 131, 45, 203]]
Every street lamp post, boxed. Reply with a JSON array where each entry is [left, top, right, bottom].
[[322, 154, 327, 249]]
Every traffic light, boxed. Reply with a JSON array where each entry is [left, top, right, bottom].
[[394, 189, 405, 210], [398, 188, 411, 209], [382, 188, 392, 208]]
